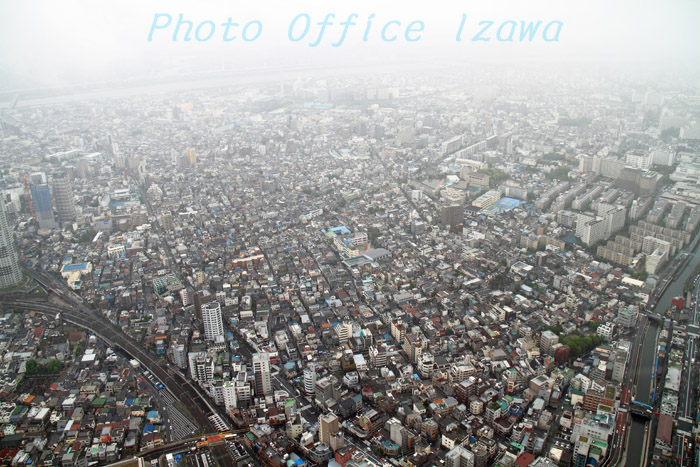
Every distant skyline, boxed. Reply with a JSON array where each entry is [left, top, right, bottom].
[[1, 0, 700, 92]]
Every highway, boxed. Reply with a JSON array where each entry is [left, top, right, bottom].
[[5, 268, 219, 435]]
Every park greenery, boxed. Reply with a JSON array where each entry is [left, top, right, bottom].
[[25, 359, 62, 376]]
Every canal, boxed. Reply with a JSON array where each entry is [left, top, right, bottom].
[[627, 231, 700, 466]]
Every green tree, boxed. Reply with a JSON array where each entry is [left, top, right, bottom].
[[25, 359, 39, 375], [46, 359, 62, 374], [547, 166, 571, 181]]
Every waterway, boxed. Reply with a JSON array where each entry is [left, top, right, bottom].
[[627, 231, 700, 466]]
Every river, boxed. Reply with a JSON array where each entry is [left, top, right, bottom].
[[627, 231, 700, 466]]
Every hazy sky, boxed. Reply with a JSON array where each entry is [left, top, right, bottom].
[[1, 0, 699, 91]]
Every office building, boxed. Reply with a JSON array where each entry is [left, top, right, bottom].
[[186, 147, 197, 165], [303, 365, 316, 397], [51, 172, 76, 223], [0, 196, 22, 288], [161, 211, 174, 231], [201, 301, 224, 342], [319, 412, 339, 445], [252, 352, 272, 397], [188, 351, 214, 383], [30, 184, 57, 229]]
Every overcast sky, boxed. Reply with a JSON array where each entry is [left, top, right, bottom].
[[1, 0, 699, 91]]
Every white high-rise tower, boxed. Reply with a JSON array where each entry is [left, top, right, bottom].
[[0, 196, 21, 288], [201, 301, 224, 342]]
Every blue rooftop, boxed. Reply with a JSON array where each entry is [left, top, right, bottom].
[[62, 262, 89, 272]]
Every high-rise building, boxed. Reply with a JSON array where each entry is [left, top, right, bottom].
[[188, 351, 214, 383], [172, 342, 188, 369], [319, 412, 339, 445], [51, 172, 76, 223], [0, 196, 22, 288], [194, 289, 214, 321], [441, 204, 464, 229], [303, 365, 316, 397], [201, 301, 224, 342], [252, 352, 272, 397], [161, 211, 174, 231], [30, 184, 56, 229], [186, 147, 197, 165]]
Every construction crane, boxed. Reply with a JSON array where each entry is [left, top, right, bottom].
[[23, 173, 38, 230]]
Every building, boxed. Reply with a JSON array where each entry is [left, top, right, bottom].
[[671, 162, 700, 184], [223, 381, 237, 411], [441, 204, 464, 230], [186, 147, 197, 165], [576, 215, 606, 247], [319, 412, 339, 445], [201, 301, 224, 342], [445, 445, 475, 467], [30, 184, 57, 229], [625, 153, 652, 170], [161, 211, 174, 231], [188, 351, 214, 383], [303, 365, 316, 397], [472, 190, 501, 209], [540, 330, 559, 355], [51, 171, 76, 223], [0, 196, 22, 288], [172, 342, 187, 369], [617, 306, 638, 329], [252, 352, 272, 397]]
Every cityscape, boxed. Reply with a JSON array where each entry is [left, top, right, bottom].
[[0, 63, 700, 467]]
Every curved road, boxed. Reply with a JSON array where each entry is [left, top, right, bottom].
[[5, 284, 218, 434]]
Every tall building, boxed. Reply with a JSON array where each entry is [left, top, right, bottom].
[[188, 351, 214, 383], [194, 289, 214, 321], [201, 301, 224, 342], [186, 147, 197, 165], [172, 342, 188, 369], [252, 352, 272, 397], [303, 365, 316, 397], [0, 196, 22, 288], [161, 211, 174, 231], [30, 184, 56, 229], [441, 204, 464, 229], [51, 172, 76, 223], [319, 412, 339, 445]]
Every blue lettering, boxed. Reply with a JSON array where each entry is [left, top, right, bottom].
[[195, 21, 215, 42], [221, 18, 239, 41], [472, 21, 493, 42], [289, 14, 310, 42], [405, 20, 424, 42], [148, 14, 172, 42], [242, 21, 262, 41], [543, 20, 563, 42], [456, 14, 467, 42], [173, 13, 194, 42], [363, 14, 376, 41], [381, 20, 401, 42], [519, 21, 542, 42], [496, 20, 516, 42]]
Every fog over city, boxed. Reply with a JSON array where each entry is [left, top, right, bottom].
[[1, 1, 700, 467], [1, 0, 699, 91]]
